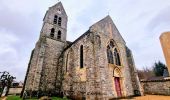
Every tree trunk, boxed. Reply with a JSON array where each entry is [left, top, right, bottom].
[[1, 86, 7, 97], [5, 86, 10, 96]]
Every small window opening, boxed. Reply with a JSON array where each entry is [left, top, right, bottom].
[[66, 52, 69, 72], [80, 45, 83, 68], [58, 17, 62, 26], [57, 30, 61, 39], [58, 8, 61, 11], [50, 28, 55, 38], [53, 15, 58, 24]]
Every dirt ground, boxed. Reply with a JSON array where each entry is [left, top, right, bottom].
[[123, 95, 170, 100]]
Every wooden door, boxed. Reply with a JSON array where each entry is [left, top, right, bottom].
[[114, 77, 122, 97]]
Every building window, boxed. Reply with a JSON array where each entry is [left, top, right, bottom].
[[114, 49, 121, 66], [57, 8, 61, 11], [58, 17, 62, 26], [57, 30, 61, 39], [66, 52, 69, 72], [110, 41, 115, 48], [50, 28, 55, 38], [107, 46, 114, 64], [53, 15, 58, 24], [107, 40, 121, 66], [80, 45, 83, 68]]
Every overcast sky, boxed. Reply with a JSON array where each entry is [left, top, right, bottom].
[[0, 0, 170, 81]]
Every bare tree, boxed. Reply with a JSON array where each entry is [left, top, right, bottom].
[[137, 66, 155, 80]]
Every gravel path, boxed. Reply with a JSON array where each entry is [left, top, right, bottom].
[[134, 95, 170, 100]]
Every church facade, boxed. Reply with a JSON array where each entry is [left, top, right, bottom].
[[23, 2, 142, 99]]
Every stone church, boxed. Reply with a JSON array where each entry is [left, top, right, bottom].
[[23, 2, 142, 99]]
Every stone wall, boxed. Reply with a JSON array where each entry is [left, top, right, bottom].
[[126, 47, 143, 96], [39, 38, 65, 91], [8, 88, 22, 95], [141, 79, 170, 95], [24, 37, 65, 93], [63, 31, 93, 100], [25, 38, 46, 91]]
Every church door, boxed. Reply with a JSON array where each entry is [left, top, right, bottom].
[[114, 77, 122, 97]]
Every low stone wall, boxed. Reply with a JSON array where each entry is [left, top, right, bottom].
[[141, 79, 170, 95], [8, 87, 22, 95]]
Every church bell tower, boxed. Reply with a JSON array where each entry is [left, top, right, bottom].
[[23, 2, 68, 95], [41, 2, 67, 42]]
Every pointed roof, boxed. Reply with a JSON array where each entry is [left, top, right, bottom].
[[64, 15, 126, 51], [90, 15, 113, 28], [90, 15, 125, 43], [50, 1, 67, 16]]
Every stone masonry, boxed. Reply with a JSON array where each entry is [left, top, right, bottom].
[[141, 78, 170, 95], [22, 2, 142, 99]]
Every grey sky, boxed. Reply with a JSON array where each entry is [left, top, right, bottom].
[[0, 0, 170, 81]]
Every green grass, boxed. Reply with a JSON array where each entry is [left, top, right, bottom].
[[6, 96, 68, 100], [7, 96, 21, 100], [51, 97, 68, 100]]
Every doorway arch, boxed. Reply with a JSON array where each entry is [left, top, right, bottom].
[[113, 68, 122, 97]]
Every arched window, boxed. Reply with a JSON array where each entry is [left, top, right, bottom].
[[66, 52, 69, 72], [57, 30, 61, 39], [58, 17, 62, 26], [50, 28, 55, 38], [110, 41, 115, 48], [114, 49, 121, 66], [107, 46, 114, 64], [80, 45, 83, 68], [53, 15, 58, 24], [107, 40, 121, 66]]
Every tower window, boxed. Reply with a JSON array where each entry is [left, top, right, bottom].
[[57, 30, 61, 39], [53, 15, 58, 24], [50, 28, 55, 38], [57, 8, 61, 11], [80, 45, 83, 68], [58, 17, 62, 26]]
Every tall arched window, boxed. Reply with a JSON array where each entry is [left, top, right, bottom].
[[107, 40, 121, 66], [58, 17, 62, 26], [80, 45, 83, 68], [114, 49, 121, 66], [50, 28, 55, 38], [66, 52, 69, 72], [53, 15, 58, 24], [57, 30, 61, 39]]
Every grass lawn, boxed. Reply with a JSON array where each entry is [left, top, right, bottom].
[[7, 96, 36, 100], [7, 96, 22, 100], [51, 97, 68, 100], [5, 95, 68, 100]]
